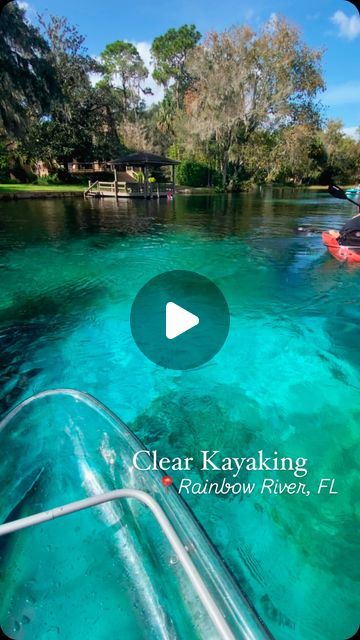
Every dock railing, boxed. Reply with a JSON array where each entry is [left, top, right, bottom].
[[84, 180, 117, 197], [84, 180, 99, 196], [84, 180, 175, 198], [98, 181, 116, 195]]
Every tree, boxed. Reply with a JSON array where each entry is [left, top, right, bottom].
[[38, 14, 97, 119], [151, 25, 201, 107], [177, 160, 212, 187], [0, 1, 14, 16], [100, 41, 148, 116], [320, 120, 360, 184], [22, 15, 122, 166], [184, 18, 324, 186], [91, 81, 126, 159], [143, 93, 178, 155], [268, 125, 325, 184], [0, 3, 56, 140]]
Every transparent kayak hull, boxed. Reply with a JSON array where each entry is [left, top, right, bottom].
[[0, 389, 271, 640]]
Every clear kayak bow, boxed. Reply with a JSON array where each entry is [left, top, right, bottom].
[[0, 389, 272, 640]]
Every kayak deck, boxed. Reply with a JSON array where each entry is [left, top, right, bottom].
[[322, 231, 360, 263]]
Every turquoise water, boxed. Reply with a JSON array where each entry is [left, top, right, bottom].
[[0, 191, 359, 639]]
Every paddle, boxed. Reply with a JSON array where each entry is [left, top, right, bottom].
[[328, 184, 360, 208], [297, 184, 360, 235]]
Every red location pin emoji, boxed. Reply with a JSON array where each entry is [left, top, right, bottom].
[[162, 475, 173, 494]]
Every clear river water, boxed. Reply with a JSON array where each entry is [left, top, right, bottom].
[[0, 190, 358, 640]]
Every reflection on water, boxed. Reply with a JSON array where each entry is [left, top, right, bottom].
[[0, 189, 359, 640]]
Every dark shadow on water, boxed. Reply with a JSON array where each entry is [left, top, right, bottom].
[[0, 281, 105, 418]]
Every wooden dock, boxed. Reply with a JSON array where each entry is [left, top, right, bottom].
[[80, 151, 179, 200], [84, 179, 175, 199]]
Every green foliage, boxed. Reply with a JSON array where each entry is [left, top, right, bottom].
[[36, 174, 61, 186], [1, 8, 358, 189], [19, 15, 97, 164], [185, 19, 325, 186], [101, 40, 146, 77], [266, 125, 326, 184], [36, 170, 88, 186], [0, 3, 57, 139], [133, 171, 144, 182], [100, 40, 148, 115], [151, 25, 201, 106], [177, 160, 210, 187], [319, 120, 360, 184], [20, 15, 125, 165], [0, 145, 10, 181]]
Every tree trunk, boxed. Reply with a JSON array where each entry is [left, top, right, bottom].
[[222, 155, 229, 188]]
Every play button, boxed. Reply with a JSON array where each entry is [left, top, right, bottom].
[[166, 302, 199, 340], [130, 270, 230, 370]]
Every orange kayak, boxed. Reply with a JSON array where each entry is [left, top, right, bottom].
[[322, 231, 360, 263]]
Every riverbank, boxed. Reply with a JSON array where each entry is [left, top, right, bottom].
[[0, 183, 353, 201], [0, 184, 213, 200], [177, 184, 352, 195], [0, 184, 84, 200]]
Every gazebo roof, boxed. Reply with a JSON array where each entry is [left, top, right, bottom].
[[112, 151, 179, 167]]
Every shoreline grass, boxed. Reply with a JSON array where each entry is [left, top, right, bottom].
[[0, 183, 85, 193]]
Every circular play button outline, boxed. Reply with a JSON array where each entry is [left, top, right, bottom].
[[130, 270, 230, 370]]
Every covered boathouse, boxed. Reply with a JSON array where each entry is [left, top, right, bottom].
[[83, 151, 179, 199]]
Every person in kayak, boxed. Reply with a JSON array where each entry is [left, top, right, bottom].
[[327, 184, 360, 246], [326, 213, 360, 247], [323, 184, 360, 261], [337, 211, 360, 246]]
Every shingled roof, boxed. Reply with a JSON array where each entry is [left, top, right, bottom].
[[112, 151, 179, 166]]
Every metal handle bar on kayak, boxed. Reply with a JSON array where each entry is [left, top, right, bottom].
[[0, 488, 240, 640], [0, 389, 272, 640]]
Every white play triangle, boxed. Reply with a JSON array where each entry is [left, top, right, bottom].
[[166, 302, 199, 340]]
